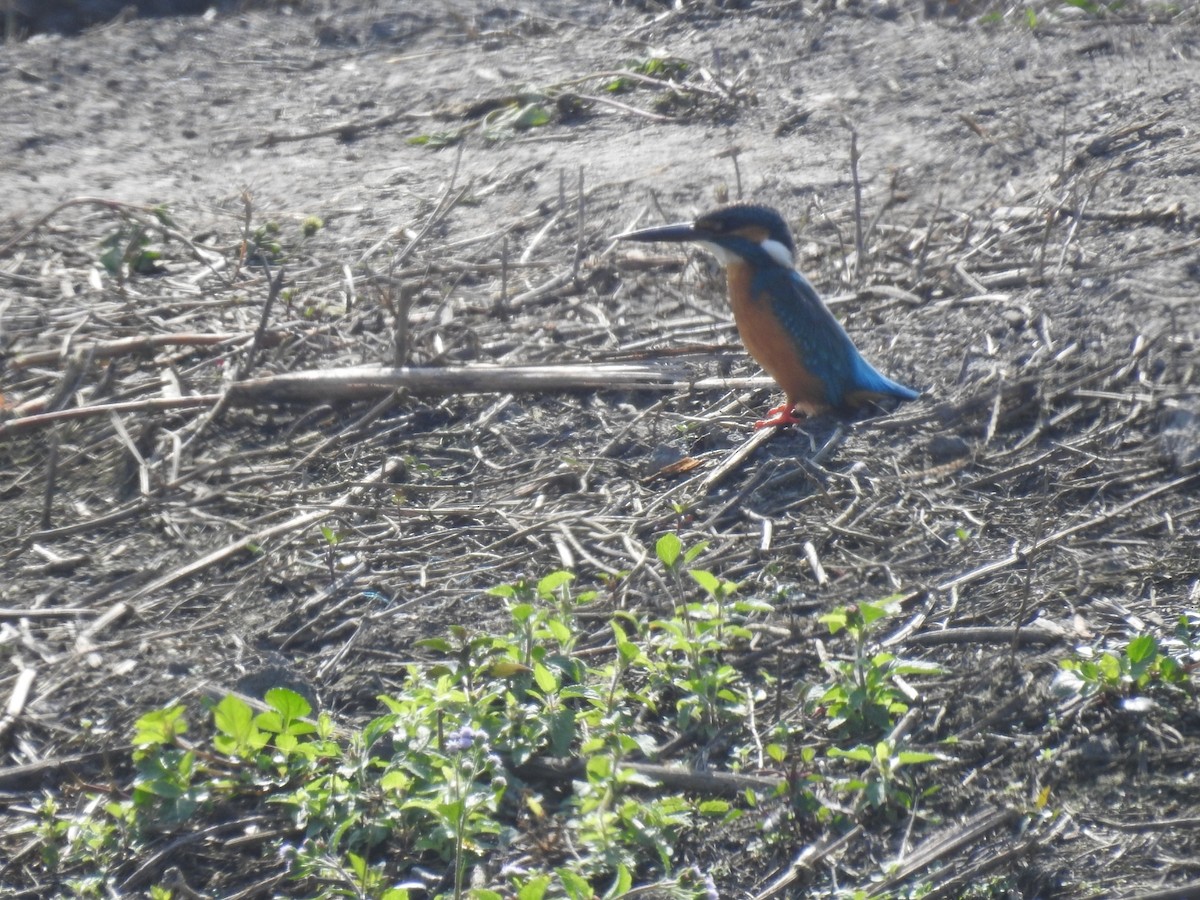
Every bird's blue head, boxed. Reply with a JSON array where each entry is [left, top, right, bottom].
[[616, 203, 796, 270]]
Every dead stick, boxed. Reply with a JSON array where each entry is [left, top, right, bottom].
[[847, 120, 865, 278], [10, 332, 263, 370], [897, 626, 1063, 648], [39, 435, 58, 530], [0, 750, 117, 789], [177, 266, 286, 455], [869, 807, 1020, 897], [0, 196, 226, 279], [803, 541, 829, 587], [75, 602, 132, 651], [0, 607, 98, 618], [0, 363, 756, 437], [574, 92, 676, 122], [919, 816, 1070, 900], [0, 668, 36, 749], [361, 142, 466, 266], [518, 755, 783, 798], [752, 825, 866, 900], [572, 165, 585, 279], [701, 425, 777, 491], [256, 108, 426, 148], [0, 196, 157, 257], [238, 266, 285, 378]]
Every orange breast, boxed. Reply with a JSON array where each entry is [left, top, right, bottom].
[[726, 263, 831, 415]]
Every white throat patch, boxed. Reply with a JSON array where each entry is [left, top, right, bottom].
[[698, 240, 736, 265], [761, 238, 794, 269]]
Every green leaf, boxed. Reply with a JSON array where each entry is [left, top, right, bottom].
[[151, 204, 175, 227], [547, 619, 572, 645], [735, 597, 775, 613], [213, 695, 253, 737], [682, 540, 709, 564], [275, 732, 298, 754], [859, 600, 896, 626], [698, 799, 730, 815], [533, 662, 559, 693], [602, 864, 633, 899], [128, 249, 162, 274], [895, 750, 942, 766], [819, 609, 848, 634], [380, 770, 410, 792], [518, 876, 552, 900], [412, 638, 451, 652], [261, 688, 313, 736], [267, 687, 311, 717], [538, 571, 574, 597], [656, 533, 682, 568], [1159, 655, 1183, 683], [888, 659, 948, 677], [1126, 634, 1157, 665], [513, 104, 552, 129], [585, 755, 612, 780], [827, 745, 873, 763], [99, 245, 123, 274], [1097, 652, 1122, 684], [508, 602, 534, 623], [133, 705, 188, 747], [407, 131, 461, 148], [212, 695, 266, 754], [689, 569, 720, 595], [558, 869, 593, 900]]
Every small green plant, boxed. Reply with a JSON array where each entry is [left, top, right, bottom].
[[302, 215, 324, 237], [827, 738, 946, 811], [1055, 624, 1194, 705], [319, 524, 343, 579], [809, 600, 945, 739], [245, 220, 282, 262], [98, 225, 164, 276], [410, 94, 554, 148], [649, 532, 769, 734], [604, 56, 690, 93]]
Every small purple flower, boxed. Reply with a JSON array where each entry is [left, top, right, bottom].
[[444, 725, 484, 753]]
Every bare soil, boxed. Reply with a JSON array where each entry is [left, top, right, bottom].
[[2, 1, 1200, 897]]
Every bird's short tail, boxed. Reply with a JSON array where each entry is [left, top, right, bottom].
[[856, 354, 919, 397]]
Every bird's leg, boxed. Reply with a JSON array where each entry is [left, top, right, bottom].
[[754, 400, 805, 430]]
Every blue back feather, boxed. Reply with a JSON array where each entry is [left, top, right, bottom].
[[756, 267, 918, 409]]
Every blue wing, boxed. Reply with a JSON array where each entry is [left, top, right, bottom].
[[755, 267, 919, 409]]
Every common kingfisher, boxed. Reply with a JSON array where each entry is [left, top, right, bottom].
[[617, 203, 920, 428]]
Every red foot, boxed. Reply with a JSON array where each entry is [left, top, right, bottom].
[[754, 402, 805, 430]]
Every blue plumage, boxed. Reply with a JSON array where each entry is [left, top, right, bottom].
[[765, 267, 919, 410]]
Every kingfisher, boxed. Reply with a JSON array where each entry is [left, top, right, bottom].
[[617, 203, 920, 428]]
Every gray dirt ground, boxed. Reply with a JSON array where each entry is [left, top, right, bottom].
[[2, 1, 1200, 897]]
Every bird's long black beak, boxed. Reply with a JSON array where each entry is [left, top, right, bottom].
[[613, 222, 702, 244]]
